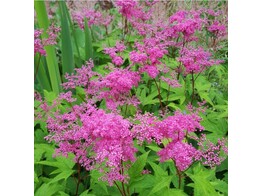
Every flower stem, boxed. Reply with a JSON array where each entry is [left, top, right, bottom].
[[75, 163, 81, 196], [114, 182, 125, 196]]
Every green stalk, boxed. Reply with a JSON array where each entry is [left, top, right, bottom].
[[34, 1, 61, 95], [59, 1, 74, 80], [84, 19, 93, 61]]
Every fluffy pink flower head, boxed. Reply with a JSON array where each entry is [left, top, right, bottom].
[[43, 23, 60, 46], [158, 141, 198, 171], [98, 68, 141, 110], [104, 42, 126, 66], [140, 65, 159, 78], [34, 29, 46, 56], [169, 10, 204, 41], [195, 134, 228, 168], [46, 102, 137, 186], [208, 20, 227, 37], [34, 24, 60, 56], [72, 9, 113, 29], [62, 60, 100, 90], [178, 46, 223, 74], [133, 110, 203, 145]]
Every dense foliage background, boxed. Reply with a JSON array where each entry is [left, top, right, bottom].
[[34, 1, 228, 195]]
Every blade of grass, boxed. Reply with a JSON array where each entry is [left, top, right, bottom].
[[59, 1, 74, 80], [35, 1, 61, 95], [84, 19, 93, 61], [34, 54, 51, 91], [62, 1, 82, 67]]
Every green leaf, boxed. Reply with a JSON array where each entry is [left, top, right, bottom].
[[148, 176, 172, 195], [84, 19, 93, 61], [58, 191, 70, 196], [49, 170, 75, 184], [140, 89, 159, 106], [79, 190, 96, 196], [59, 1, 74, 78], [128, 151, 150, 179], [186, 163, 219, 196], [89, 170, 109, 194], [129, 174, 156, 192], [35, 183, 64, 196], [211, 179, 228, 194], [34, 171, 39, 183], [34, 54, 51, 91], [36, 153, 75, 170], [34, 143, 55, 160], [44, 90, 57, 102], [146, 144, 161, 152], [162, 188, 188, 196], [148, 161, 168, 177]]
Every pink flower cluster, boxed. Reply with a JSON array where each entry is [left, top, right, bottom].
[[133, 110, 227, 171], [178, 46, 223, 74], [158, 141, 198, 171], [129, 40, 168, 78], [98, 68, 141, 110], [169, 10, 204, 41], [208, 20, 227, 37], [62, 60, 141, 110], [34, 29, 46, 56], [72, 9, 113, 29], [34, 24, 60, 56], [196, 134, 228, 168], [45, 102, 137, 186], [115, 0, 150, 21], [104, 42, 126, 66]]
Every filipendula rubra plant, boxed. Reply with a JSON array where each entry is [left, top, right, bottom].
[[35, 0, 228, 195]]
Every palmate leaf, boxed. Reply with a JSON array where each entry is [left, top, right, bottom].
[[186, 163, 227, 196], [136, 85, 160, 106]]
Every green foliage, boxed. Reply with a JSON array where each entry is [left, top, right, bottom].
[[59, 1, 75, 79], [186, 163, 228, 196], [128, 151, 150, 179], [34, 1, 228, 195]]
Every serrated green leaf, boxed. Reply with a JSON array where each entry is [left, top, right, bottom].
[[148, 176, 172, 195], [162, 188, 188, 196], [147, 144, 161, 152], [35, 183, 64, 196], [58, 191, 70, 196], [186, 163, 219, 196], [148, 161, 168, 177], [128, 151, 150, 179], [44, 90, 57, 102], [211, 179, 228, 194], [49, 170, 74, 184]]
